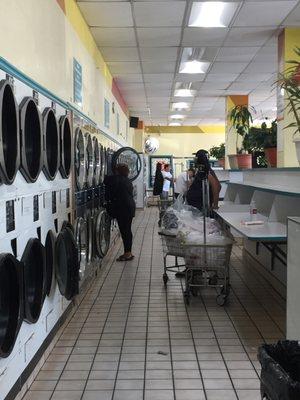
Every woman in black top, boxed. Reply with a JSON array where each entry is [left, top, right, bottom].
[[104, 164, 136, 261]]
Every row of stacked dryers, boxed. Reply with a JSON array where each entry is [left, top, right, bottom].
[[73, 123, 113, 283], [0, 71, 111, 372]]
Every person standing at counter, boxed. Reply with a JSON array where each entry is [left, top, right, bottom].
[[104, 164, 135, 261]]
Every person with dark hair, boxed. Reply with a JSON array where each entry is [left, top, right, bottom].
[[104, 163, 135, 261], [186, 149, 221, 211], [153, 162, 163, 196]]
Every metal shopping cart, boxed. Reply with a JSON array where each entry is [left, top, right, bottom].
[[157, 198, 174, 227], [183, 240, 233, 306], [158, 232, 186, 286]]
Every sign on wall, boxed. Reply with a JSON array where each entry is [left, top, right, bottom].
[[73, 58, 82, 107]]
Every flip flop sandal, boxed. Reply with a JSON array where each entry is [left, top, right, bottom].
[[116, 255, 135, 262]]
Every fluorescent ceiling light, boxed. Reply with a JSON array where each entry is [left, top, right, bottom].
[[180, 60, 210, 74], [172, 102, 190, 110], [169, 122, 182, 126], [174, 89, 195, 97], [189, 2, 240, 28], [170, 114, 185, 119]]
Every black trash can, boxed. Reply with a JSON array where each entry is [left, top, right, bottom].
[[258, 341, 300, 400]]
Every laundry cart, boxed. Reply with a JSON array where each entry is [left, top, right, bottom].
[[159, 232, 186, 286], [183, 238, 233, 306], [157, 198, 174, 227]]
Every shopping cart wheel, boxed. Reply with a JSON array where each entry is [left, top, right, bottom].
[[184, 291, 190, 305], [163, 273, 169, 286]]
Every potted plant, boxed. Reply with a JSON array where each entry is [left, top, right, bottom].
[[209, 143, 225, 168], [263, 119, 277, 167], [277, 47, 300, 165], [228, 105, 254, 169]]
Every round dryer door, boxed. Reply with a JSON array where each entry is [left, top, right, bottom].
[[102, 147, 107, 177], [19, 97, 43, 183], [45, 230, 55, 296], [93, 137, 101, 186], [0, 80, 20, 184], [112, 147, 141, 182], [22, 238, 46, 323], [99, 145, 105, 184], [0, 253, 22, 358], [42, 107, 59, 181], [85, 134, 94, 188], [94, 209, 111, 258], [59, 116, 72, 179], [84, 210, 93, 264], [74, 128, 86, 190], [74, 217, 88, 279]]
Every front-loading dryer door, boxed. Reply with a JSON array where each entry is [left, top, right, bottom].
[[111, 147, 141, 182]]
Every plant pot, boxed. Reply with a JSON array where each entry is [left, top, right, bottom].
[[293, 138, 300, 166], [218, 158, 225, 169], [228, 154, 238, 169], [237, 154, 252, 169], [265, 147, 277, 168]]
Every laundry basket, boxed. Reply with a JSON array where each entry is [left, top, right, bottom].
[[183, 239, 233, 306]]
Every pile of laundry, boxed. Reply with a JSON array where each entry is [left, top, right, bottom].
[[161, 196, 228, 245]]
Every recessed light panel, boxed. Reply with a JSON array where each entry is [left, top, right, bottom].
[[170, 114, 185, 119], [179, 60, 210, 74], [189, 2, 240, 28], [172, 102, 190, 110], [174, 88, 196, 97], [169, 122, 182, 126]]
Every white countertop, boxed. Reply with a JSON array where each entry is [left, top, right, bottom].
[[216, 211, 287, 241]]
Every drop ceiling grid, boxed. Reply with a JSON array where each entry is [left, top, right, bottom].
[[76, 0, 300, 125]]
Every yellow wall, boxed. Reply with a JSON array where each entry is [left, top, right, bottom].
[[0, 0, 132, 147], [143, 131, 225, 157], [277, 28, 300, 167]]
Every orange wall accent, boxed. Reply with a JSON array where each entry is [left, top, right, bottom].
[[229, 95, 248, 107]]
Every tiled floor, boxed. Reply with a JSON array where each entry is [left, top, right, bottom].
[[23, 208, 285, 400]]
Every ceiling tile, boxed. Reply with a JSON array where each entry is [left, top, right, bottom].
[[209, 62, 248, 74], [142, 61, 175, 73], [101, 47, 139, 62], [200, 81, 230, 90], [283, 2, 300, 25], [107, 61, 141, 74], [145, 82, 173, 90], [117, 83, 145, 91], [224, 28, 276, 47], [236, 73, 274, 83], [216, 47, 260, 62], [134, 1, 185, 27], [243, 62, 276, 74], [78, 2, 133, 27], [137, 27, 181, 46], [115, 74, 144, 84], [205, 73, 240, 82], [144, 73, 174, 82], [140, 47, 178, 61], [182, 28, 229, 46], [227, 82, 258, 92], [91, 27, 136, 47], [234, 1, 297, 27], [146, 89, 171, 96]]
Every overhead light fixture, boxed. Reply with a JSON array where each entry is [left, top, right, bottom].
[[172, 102, 190, 111], [180, 60, 210, 74], [169, 122, 182, 126], [174, 88, 195, 97], [179, 48, 210, 74], [170, 114, 185, 119], [188, 1, 239, 28]]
